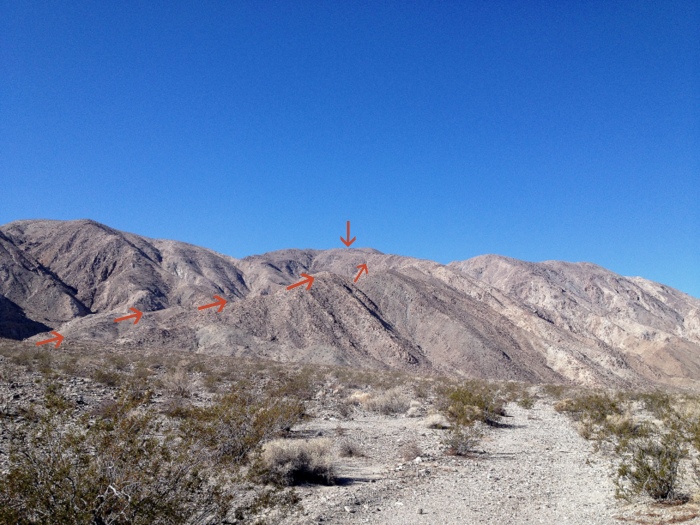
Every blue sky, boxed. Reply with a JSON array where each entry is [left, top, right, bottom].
[[2, 1, 699, 297]]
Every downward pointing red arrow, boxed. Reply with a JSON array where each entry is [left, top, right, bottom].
[[340, 221, 356, 247], [354, 263, 368, 283], [198, 295, 227, 312], [114, 307, 143, 325], [36, 331, 64, 348], [287, 273, 314, 290]]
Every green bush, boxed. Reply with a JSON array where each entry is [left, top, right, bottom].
[[0, 384, 228, 525], [442, 380, 505, 426], [444, 424, 484, 456], [181, 389, 304, 465], [615, 430, 686, 502], [554, 392, 622, 424]]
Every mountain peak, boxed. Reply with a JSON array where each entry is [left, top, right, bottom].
[[2, 218, 699, 389]]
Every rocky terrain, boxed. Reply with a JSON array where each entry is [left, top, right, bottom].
[[1, 218, 699, 389], [3, 344, 700, 524]]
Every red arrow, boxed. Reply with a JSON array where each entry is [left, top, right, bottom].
[[340, 220, 356, 247], [198, 295, 227, 312], [354, 263, 368, 283], [36, 331, 64, 348], [286, 273, 314, 291], [114, 307, 143, 325]]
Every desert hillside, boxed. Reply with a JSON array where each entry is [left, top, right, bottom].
[[1, 219, 699, 388]]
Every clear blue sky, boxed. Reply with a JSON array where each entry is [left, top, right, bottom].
[[2, 1, 699, 297]]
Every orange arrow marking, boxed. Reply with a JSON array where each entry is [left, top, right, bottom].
[[340, 220, 356, 247], [114, 307, 143, 325], [287, 273, 314, 291], [354, 263, 368, 283], [198, 295, 227, 312], [36, 331, 64, 348]]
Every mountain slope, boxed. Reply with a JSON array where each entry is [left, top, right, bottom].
[[451, 255, 700, 383], [1, 219, 699, 388]]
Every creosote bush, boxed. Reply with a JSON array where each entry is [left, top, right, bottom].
[[0, 383, 228, 525], [444, 424, 484, 456], [554, 392, 622, 424], [442, 380, 505, 427], [437, 380, 505, 455], [555, 388, 699, 503], [179, 389, 304, 466], [0, 359, 311, 524], [616, 431, 687, 502]]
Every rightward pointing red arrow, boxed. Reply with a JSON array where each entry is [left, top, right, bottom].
[[114, 307, 143, 325], [198, 295, 227, 312], [286, 273, 314, 291], [354, 263, 368, 283], [36, 331, 64, 348], [340, 221, 356, 247]]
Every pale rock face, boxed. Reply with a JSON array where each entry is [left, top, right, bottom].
[[1, 219, 699, 389]]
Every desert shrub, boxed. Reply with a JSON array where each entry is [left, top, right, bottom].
[[337, 439, 363, 458], [554, 391, 654, 445], [412, 379, 433, 399], [442, 380, 505, 426], [435, 381, 503, 455], [615, 430, 687, 502], [58, 356, 80, 376], [541, 383, 571, 400], [398, 441, 423, 461], [335, 400, 354, 418], [554, 392, 622, 424], [107, 354, 130, 371], [346, 391, 371, 406], [9, 348, 54, 375], [271, 366, 318, 401], [444, 424, 484, 456], [254, 438, 335, 486], [131, 361, 153, 380], [0, 384, 228, 525], [182, 389, 304, 465], [365, 388, 410, 415], [517, 391, 536, 409], [425, 413, 451, 429], [10, 348, 35, 369], [634, 390, 674, 418], [160, 397, 192, 419], [92, 368, 122, 387], [159, 370, 192, 398], [202, 371, 222, 392]]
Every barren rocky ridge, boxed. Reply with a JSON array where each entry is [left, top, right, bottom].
[[1, 218, 699, 389]]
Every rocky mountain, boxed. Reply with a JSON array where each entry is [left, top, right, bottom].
[[1, 219, 699, 388]]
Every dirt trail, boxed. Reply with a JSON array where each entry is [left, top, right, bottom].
[[284, 402, 700, 524]]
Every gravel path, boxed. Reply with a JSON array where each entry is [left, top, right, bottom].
[[283, 401, 700, 524]]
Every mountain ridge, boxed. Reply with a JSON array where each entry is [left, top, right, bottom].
[[1, 218, 699, 389]]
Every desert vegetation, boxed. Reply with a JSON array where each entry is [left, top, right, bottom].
[[554, 388, 700, 504], [0, 344, 317, 523], [0, 340, 544, 523], [6, 339, 700, 523]]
